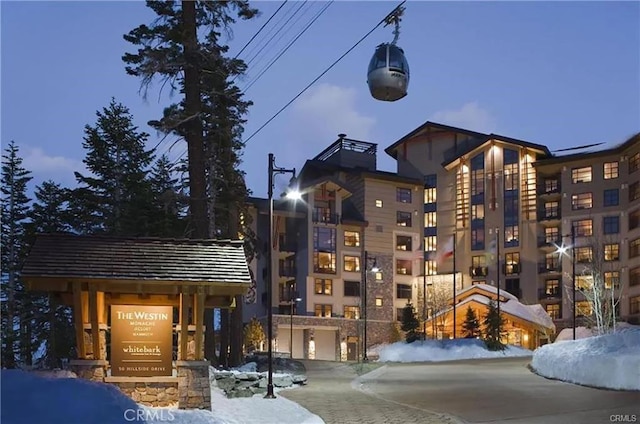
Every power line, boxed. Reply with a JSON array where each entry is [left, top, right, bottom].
[[242, 1, 407, 145], [243, 1, 334, 94], [232, 0, 289, 61]]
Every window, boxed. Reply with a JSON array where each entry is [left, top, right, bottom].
[[397, 187, 412, 203], [396, 259, 412, 275], [471, 255, 487, 277], [397, 211, 412, 227], [471, 204, 484, 221], [545, 279, 560, 297], [504, 252, 520, 275], [544, 201, 559, 219], [396, 235, 413, 251], [604, 244, 619, 261], [314, 227, 336, 273], [314, 252, 336, 273], [603, 162, 619, 179], [604, 271, 620, 290], [545, 303, 561, 319], [375, 297, 383, 307], [314, 304, 332, 318], [344, 281, 360, 297], [314, 279, 332, 295], [630, 238, 640, 258], [576, 275, 591, 291], [396, 308, 404, 321], [572, 192, 593, 210], [630, 182, 640, 202], [603, 216, 620, 235], [344, 231, 360, 247], [545, 227, 559, 243], [343, 255, 360, 272], [572, 219, 593, 237], [576, 301, 592, 317], [424, 211, 436, 228], [424, 174, 437, 204], [424, 236, 437, 253], [630, 209, 640, 230], [603, 189, 619, 207], [503, 149, 519, 190], [575, 246, 592, 263], [425, 260, 437, 276], [344, 306, 360, 320], [374, 271, 383, 281], [544, 178, 559, 193], [630, 152, 640, 174], [471, 228, 485, 250], [505, 225, 519, 247], [375, 199, 383, 208], [630, 296, 640, 315], [630, 266, 640, 286], [471, 153, 485, 196], [396, 284, 412, 299], [572, 166, 592, 183]]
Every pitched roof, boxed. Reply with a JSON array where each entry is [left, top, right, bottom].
[[22, 233, 252, 285]]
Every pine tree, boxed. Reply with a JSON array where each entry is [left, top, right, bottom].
[[71, 98, 156, 236], [27, 180, 76, 368], [401, 303, 420, 343], [243, 317, 265, 353], [123, 0, 259, 366], [462, 306, 481, 339], [483, 300, 506, 351], [149, 154, 188, 237], [1, 141, 32, 368]]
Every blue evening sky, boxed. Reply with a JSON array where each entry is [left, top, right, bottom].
[[2, 1, 639, 198]]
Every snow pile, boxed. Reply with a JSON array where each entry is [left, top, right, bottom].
[[0, 366, 323, 424], [377, 338, 533, 362], [531, 327, 640, 390], [554, 326, 594, 341]]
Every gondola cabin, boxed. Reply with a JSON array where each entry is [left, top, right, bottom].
[[367, 43, 410, 102]]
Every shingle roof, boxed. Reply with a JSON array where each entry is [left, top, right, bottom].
[[22, 233, 252, 285]]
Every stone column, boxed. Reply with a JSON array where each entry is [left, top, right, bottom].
[[176, 361, 211, 410], [302, 329, 311, 359], [68, 359, 108, 382], [176, 325, 205, 360], [82, 323, 108, 360]]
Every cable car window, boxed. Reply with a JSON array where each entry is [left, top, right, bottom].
[[368, 45, 388, 72], [388, 46, 407, 73]]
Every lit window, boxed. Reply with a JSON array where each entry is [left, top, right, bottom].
[[604, 244, 619, 261], [572, 219, 593, 237], [424, 260, 437, 276], [397, 211, 412, 227], [374, 271, 383, 281], [375, 297, 383, 307], [396, 235, 413, 251], [576, 301, 592, 317], [575, 246, 593, 263], [396, 187, 412, 203], [424, 212, 436, 228], [571, 192, 593, 210], [630, 152, 640, 174], [603, 162, 619, 179], [344, 231, 360, 247], [344, 306, 360, 320], [545, 303, 561, 319], [424, 236, 437, 253], [604, 271, 620, 289], [396, 259, 412, 275], [343, 256, 360, 272], [314, 304, 332, 318], [571, 166, 592, 183], [314, 279, 332, 295], [375, 199, 383, 208]]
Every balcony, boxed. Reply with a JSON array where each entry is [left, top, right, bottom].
[[538, 235, 562, 249], [538, 288, 562, 300], [537, 184, 561, 197], [469, 266, 488, 277], [538, 209, 561, 222], [312, 209, 340, 225], [538, 262, 562, 273], [278, 235, 297, 252], [279, 266, 296, 278], [503, 264, 521, 275]]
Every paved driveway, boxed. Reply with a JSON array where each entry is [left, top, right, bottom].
[[281, 357, 639, 424]]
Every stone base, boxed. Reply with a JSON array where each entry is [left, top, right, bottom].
[[68, 359, 107, 382], [105, 377, 179, 407], [177, 361, 211, 410]]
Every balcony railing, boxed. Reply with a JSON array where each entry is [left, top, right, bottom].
[[279, 267, 296, 277], [537, 235, 562, 248], [538, 209, 561, 221], [469, 266, 488, 277], [538, 262, 562, 273], [503, 264, 521, 275], [312, 210, 340, 224], [538, 288, 562, 300]]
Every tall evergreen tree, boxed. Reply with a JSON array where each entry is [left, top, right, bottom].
[[149, 154, 188, 237], [27, 180, 76, 368], [123, 0, 259, 366], [483, 300, 506, 351], [1, 141, 32, 367], [401, 303, 420, 343], [462, 306, 481, 339], [71, 98, 156, 236]]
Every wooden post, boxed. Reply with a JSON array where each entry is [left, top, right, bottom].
[[180, 291, 190, 360], [88, 285, 101, 359], [72, 283, 86, 359], [194, 287, 205, 360]]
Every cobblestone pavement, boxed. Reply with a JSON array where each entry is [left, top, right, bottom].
[[279, 360, 463, 424]]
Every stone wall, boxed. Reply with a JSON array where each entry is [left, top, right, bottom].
[[82, 325, 107, 360], [68, 360, 107, 382], [110, 381, 179, 407], [177, 361, 211, 410]]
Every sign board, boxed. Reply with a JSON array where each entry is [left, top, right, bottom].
[[110, 305, 173, 377]]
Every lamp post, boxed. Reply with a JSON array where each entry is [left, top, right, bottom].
[[362, 250, 379, 362], [556, 226, 577, 340], [289, 296, 301, 358], [266, 153, 300, 399]]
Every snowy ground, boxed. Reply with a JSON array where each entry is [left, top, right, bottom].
[[3, 329, 638, 423]]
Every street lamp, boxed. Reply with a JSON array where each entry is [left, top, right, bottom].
[[556, 226, 577, 340], [362, 250, 379, 362], [266, 153, 299, 399], [289, 296, 302, 358]]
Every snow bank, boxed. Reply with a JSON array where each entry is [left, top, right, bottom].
[[532, 328, 640, 391], [377, 338, 533, 362]]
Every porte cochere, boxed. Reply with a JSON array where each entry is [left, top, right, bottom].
[[21, 233, 252, 409]]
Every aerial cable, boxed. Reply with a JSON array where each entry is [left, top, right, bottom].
[[232, 0, 289, 61], [242, 1, 407, 145], [242, 1, 334, 94]]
